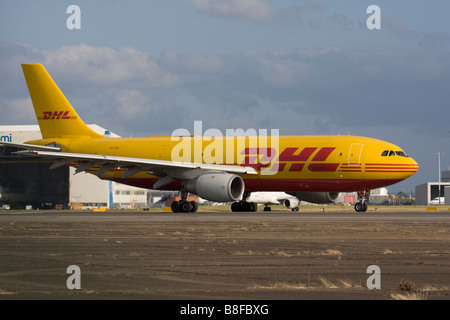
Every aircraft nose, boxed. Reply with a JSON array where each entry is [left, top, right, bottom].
[[407, 157, 419, 175]]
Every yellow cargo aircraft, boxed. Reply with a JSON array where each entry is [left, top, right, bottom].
[[1, 64, 419, 212]]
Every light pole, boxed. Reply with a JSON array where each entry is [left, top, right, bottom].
[[436, 152, 442, 205]]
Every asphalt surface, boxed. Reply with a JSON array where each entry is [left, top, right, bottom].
[[0, 210, 449, 301]]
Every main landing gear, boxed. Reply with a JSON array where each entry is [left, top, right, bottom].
[[231, 193, 257, 212], [354, 190, 368, 212], [231, 201, 257, 212], [171, 191, 198, 213]]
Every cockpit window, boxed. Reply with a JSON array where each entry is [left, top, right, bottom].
[[381, 150, 409, 157], [395, 151, 408, 157]]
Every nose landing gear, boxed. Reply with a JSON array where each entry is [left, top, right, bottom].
[[354, 190, 368, 212], [354, 201, 368, 212]]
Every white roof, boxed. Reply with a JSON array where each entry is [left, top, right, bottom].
[[0, 124, 120, 137]]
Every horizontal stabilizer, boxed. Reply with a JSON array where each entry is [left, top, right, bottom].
[[0, 141, 61, 152]]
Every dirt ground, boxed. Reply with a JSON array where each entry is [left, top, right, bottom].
[[0, 210, 449, 302]]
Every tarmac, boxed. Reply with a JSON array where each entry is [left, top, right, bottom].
[[0, 208, 449, 302]]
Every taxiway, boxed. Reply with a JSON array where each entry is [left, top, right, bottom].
[[0, 210, 449, 300]]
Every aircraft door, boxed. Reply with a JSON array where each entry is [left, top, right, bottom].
[[348, 143, 363, 165]]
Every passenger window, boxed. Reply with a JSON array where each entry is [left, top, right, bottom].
[[381, 150, 388, 156], [389, 150, 395, 156]]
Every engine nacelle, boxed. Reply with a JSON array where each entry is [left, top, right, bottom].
[[291, 192, 340, 204], [183, 173, 245, 202], [283, 198, 299, 209]]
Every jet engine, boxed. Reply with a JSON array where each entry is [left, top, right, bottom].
[[283, 198, 299, 209], [290, 192, 339, 204], [183, 173, 245, 202]]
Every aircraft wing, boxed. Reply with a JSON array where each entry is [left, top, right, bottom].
[[0, 141, 61, 152], [9, 144, 257, 188]]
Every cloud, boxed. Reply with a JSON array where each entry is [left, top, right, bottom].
[[419, 31, 450, 50], [0, 97, 35, 124], [278, 3, 357, 32], [279, 3, 326, 26], [108, 89, 148, 120], [0, 42, 44, 98], [160, 49, 226, 75], [0, 42, 181, 135], [1, 41, 449, 192], [42, 44, 178, 89], [382, 13, 416, 40], [2, 41, 449, 138], [253, 53, 311, 88], [191, 0, 274, 21], [330, 12, 353, 30]]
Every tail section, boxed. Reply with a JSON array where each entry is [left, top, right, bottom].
[[21, 63, 103, 139]]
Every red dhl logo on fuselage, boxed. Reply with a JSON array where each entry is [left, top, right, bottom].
[[239, 147, 340, 172], [38, 111, 78, 120], [238, 147, 418, 173]]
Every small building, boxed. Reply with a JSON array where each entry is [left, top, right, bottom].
[[415, 181, 450, 205]]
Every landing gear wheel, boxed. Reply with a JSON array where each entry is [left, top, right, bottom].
[[354, 201, 368, 212], [170, 188, 199, 213], [190, 201, 198, 213], [171, 201, 180, 213], [231, 202, 240, 212], [171, 198, 198, 213], [231, 201, 257, 212], [179, 200, 191, 213], [354, 190, 369, 212], [362, 202, 367, 212]]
